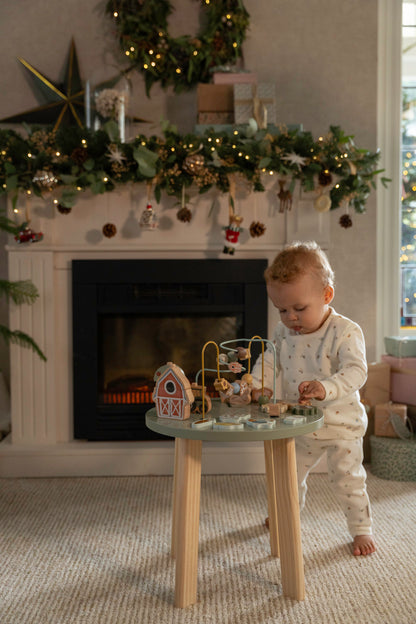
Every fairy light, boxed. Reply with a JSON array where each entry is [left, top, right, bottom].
[[238, 152, 243, 157], [103, 176, 109, 182], [143, 63, 149, 69], [232, 42, 238, 48], [269, 170, 274, 175], [26, 189, 32, 195], [130, 46, 135, 52], [176, 68, 182, 74], [226, 14, 232, 19], [13, 206, 18, 212], [245, 155, 249, 160], [55, 151, 60, 157], [149, 49, 154, 55], [171, 147, 175, 152], [193, 50, 198, 56], [151, 62, 156, 67], [233, 130, 239, 135], [335, 183, 340, 189], [406, 152, 412, 158], [77, 186, 82, 191], [125, 51, 130, 56], [27, 152, 32, 158], [113, 11, 118, 17], [53, 199, 59, 205], [405, 161, 410, 168], [81, 139, 87, 147]]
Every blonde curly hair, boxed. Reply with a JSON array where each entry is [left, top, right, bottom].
[[264, 241, 334, 288]]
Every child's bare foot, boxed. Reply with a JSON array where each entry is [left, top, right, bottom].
[[353, 535, 376, 556]]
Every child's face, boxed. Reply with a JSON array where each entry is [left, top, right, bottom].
[[266, 272, 334, 334]]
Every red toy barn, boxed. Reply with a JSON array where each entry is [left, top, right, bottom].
[[152, 362, 195, 420]]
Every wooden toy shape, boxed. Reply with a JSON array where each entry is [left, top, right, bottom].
[[261, 401, 289, 416], [190, 383, 212, 415], [152, 362, 195, 420]]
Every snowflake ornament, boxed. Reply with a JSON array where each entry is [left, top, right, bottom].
[[282, 152, 307, 168]]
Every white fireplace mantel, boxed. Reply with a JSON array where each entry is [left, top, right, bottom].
[[0, 185, 329, 477]]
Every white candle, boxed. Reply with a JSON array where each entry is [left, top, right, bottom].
[[118, 94, 125, 143], [85, 80, 91, 128]]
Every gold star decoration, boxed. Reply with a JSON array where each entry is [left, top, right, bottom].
[[0, 38, 86, 130]]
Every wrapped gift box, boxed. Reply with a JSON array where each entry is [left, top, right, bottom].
[[360, 361, 391, 463], [234, 82, 276, 125], [213, 71, 257, 85], [384, 335, 416, 357], [360, 361, 391, 406], [381, 354, 416, 405], [197, 111, 234, 124], [197, 84, 234, 114], [374, 402, 408, 437], [370, 435, 416, 481]]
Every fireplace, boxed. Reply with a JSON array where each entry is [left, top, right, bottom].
[[72, 259, 268, 441]]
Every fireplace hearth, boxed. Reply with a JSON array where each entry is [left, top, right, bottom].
[[72, 259, 268, 441]]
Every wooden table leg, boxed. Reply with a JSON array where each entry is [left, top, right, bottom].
[[174, 437, 202, 608], [272, 437, 305, 600], [171, 438, 180, 558], [264, 440, 279, 557]]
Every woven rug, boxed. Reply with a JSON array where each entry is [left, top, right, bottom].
[[0, 471, 415, 624]]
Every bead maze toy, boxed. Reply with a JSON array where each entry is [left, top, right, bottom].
[[153, 335, 317, 429]]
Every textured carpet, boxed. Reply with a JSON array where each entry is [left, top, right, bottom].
[[0, 471, 415, 624]]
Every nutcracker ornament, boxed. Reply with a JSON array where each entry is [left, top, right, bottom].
[[139, 181, 158, 230], [223, 213, 243, 255]]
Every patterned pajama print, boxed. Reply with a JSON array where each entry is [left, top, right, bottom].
[[251, 307, 373, 537], [295, 436, 372, 536]]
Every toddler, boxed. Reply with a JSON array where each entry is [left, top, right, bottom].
[[251, 241, 376, 556]]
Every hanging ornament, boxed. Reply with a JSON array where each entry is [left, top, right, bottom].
[[56, 203, 72, 215], [102, 222, 117, 238], [223, 182, 243, 255], [277, 179, 292, 212], [177, 206, 192, 222], [176, 184, 192, 222], [182, 152, 205, 176], [318, 169, 333, 186], [249, 221, 266, 237], [32, 169, 58, 191], [139, 181, 159, 230], [339, 214, 353, 228], [14, 222, 43, 244], [314, 194, 331, 213]]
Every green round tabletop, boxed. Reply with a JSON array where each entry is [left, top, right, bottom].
[[146, 402, 323, 442]]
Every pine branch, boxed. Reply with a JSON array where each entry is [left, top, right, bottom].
[[0, 279, 39, 305], [0, 325, 47, 361]]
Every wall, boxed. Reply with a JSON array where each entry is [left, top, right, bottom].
[[0, 0, 378, 362]]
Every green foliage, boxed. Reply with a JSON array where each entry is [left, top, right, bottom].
[[0, 208, 46, 361], [104, 0, 250, 94], [0, 122, 384, 217]]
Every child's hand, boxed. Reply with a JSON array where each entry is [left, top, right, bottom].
[[298, 380, 326, 403]]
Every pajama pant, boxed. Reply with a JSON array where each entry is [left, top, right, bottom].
[[295, 435, 372, 537]]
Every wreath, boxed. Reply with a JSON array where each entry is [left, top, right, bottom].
[[105, 0, 250, 94]]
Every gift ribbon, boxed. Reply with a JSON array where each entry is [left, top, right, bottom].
[[235, 84, 272, 129], [383, 402, 414, 439]]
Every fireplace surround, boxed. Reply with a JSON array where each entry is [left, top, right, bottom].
[[0, 186, 328, 476]]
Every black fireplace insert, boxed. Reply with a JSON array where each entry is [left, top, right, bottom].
[[72, 259, 268, 441]]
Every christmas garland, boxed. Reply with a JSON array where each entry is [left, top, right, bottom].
[[0, 122, 388, 228], [105, 0, 250, 94]]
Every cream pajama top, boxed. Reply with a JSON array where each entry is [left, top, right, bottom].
[[251, 307, 368, 440]]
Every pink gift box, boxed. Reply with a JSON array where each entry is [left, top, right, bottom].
[[212, 72, 257, 85], [381, 354, 416, 405]]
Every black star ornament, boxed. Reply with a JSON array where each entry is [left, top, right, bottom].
[[0, 38, 86, 130]]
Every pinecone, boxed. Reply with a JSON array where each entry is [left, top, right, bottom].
[[56, 203, 72, 215], [102, 222, 117, 238], [177, 207, 192, 223], [339, 214, 353, 228], [318, 169, 333, 186], [249, 221, 266, 237], [71, 147, 88, 166]]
